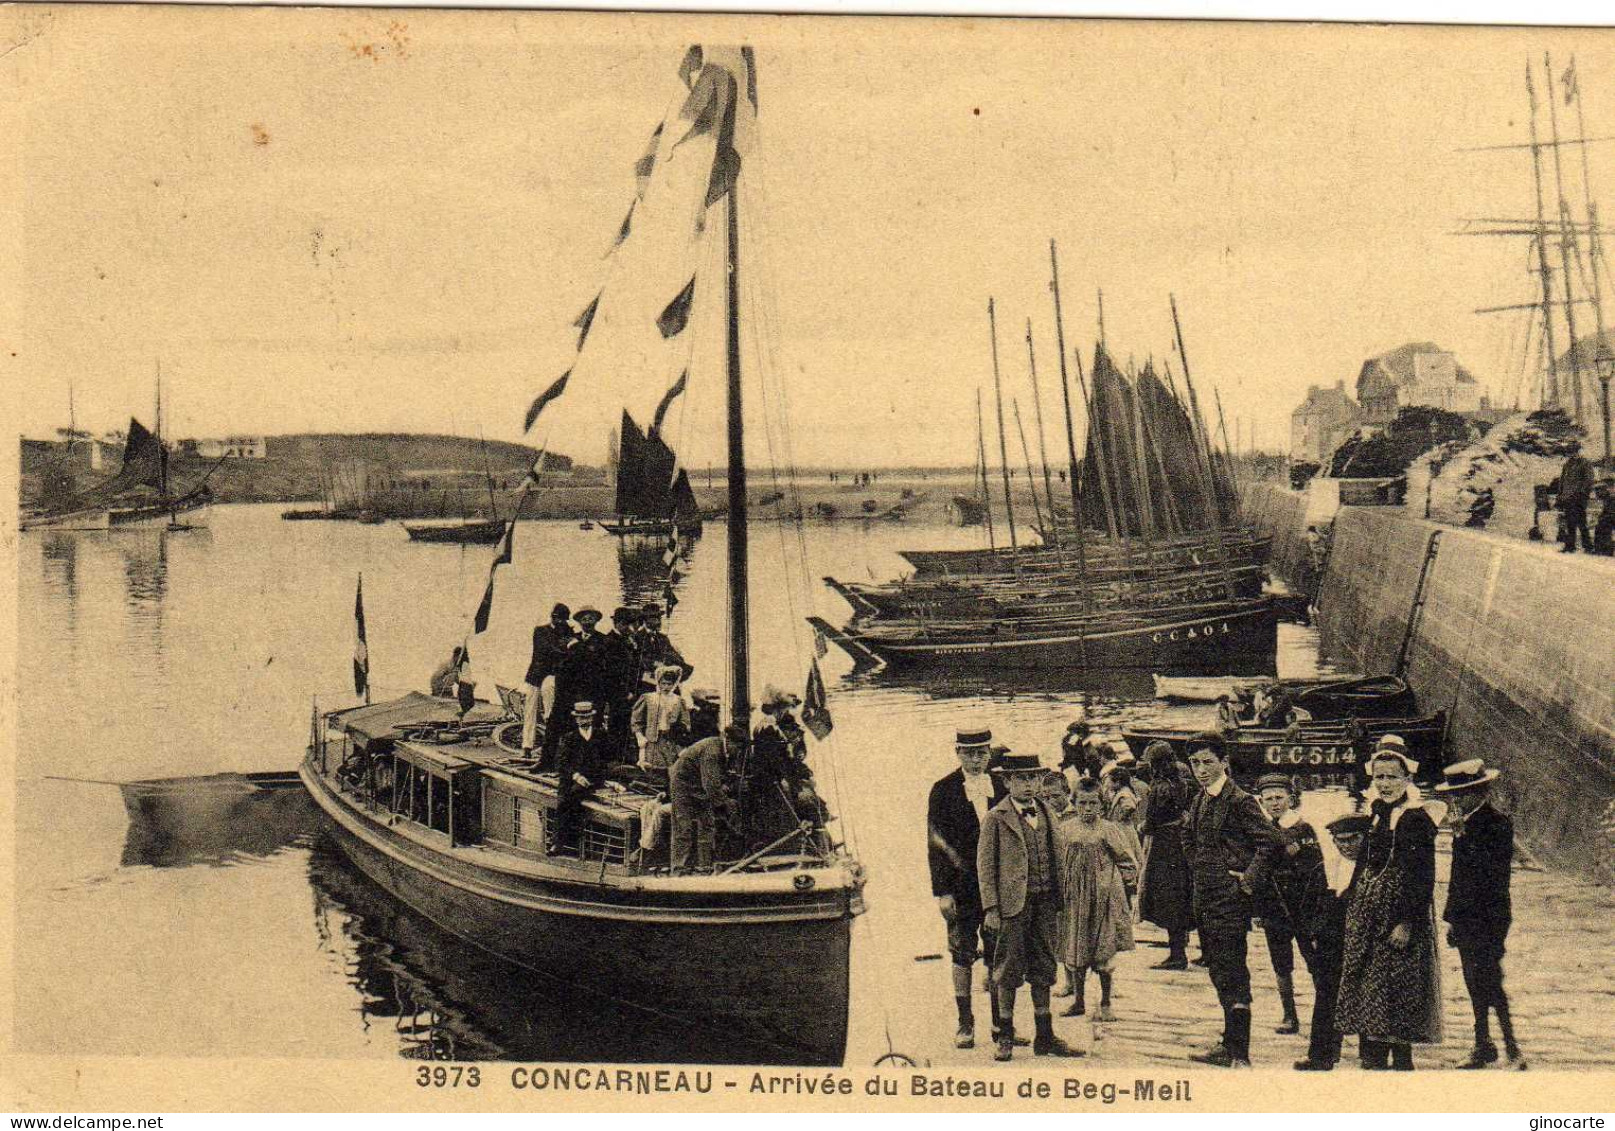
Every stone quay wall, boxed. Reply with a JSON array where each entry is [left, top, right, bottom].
[[1245, 483, 1615, 885]]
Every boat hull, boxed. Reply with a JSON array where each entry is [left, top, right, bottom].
[[301, 764, 854, 1065], [829, 600, 1278, 673], [402, 519, 507, 544], [1121, 711, 1447, 781]]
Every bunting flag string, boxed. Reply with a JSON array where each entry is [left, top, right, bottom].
[[657, 278, 697, 338], [613, 202, 635, 250], [650, 370, 689, 437], [472, 520, 516, 635], [633, 124, 664, 198]]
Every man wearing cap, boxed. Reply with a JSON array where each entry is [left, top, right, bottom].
[[638, 606, 693, 687], [1181, 733, 1284, 1068], [604, 607, 643, 757], [1059, 713, 1106, 787], [521, 603, 575, 758], [688, 688, 721, 742], [1294, 810, 1372, 1071], [669, 722, 743, 874], [1437, 759, 1526, 1070], [552, 700, 615, 854], [978, 751, 1082, 1061], [1253, 773, 1326, 1038], [744, 686, 816, 849], [928, 726, 1008, 1050]]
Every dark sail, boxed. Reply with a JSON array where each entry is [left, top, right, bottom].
[[615, 411, 649, 519], [670, 469, 699, 522]]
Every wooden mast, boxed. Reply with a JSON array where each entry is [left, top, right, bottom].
[[975, 388, 996, 549], [1571, 54, 1613, 460], [1170, 296, 1236, 600], [1545, 52, 1586, 424], [1526, 62, 1563, 408], [1048, 240, 1091, 611], [1025, 320, 1060, 548], [725, 156, 750, 728], [988, 299, 1019, 552], [1013, 398, 1047, 540]]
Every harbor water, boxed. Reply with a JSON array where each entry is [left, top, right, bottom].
[[15, 504, 1613, 1067]]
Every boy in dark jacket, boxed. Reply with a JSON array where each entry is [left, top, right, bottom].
[[1436, 759, 1526, 1070]]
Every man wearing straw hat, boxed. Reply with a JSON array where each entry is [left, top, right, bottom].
[[928, 726, 1008, 1051], [1437, 757, 1527, 1070], [978, 750, 1082, 1061], [552, 700, 614, 855]]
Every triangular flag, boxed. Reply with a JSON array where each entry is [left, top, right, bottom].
[[524, 371, 570, 432], [814, 629, 828, 659], [663, 582, 679, 614], [678, 46, 704, 89], [633, 124, 664, 198], [352, 573, 369, 700], [662, 534, 679, 568], [657, 278, 697, 338], [802, 659, 833, 740], [472, 573, 496, 635], [705, 145, 742, 208], [573, 292, 601, 350], [613, 202, 635, 249]]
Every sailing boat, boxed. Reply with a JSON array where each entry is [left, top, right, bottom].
[[600, 411, 705, 537], [300, 46, 864, 1065], [402, 435, 511, 544], [22, 374, 221, 532]]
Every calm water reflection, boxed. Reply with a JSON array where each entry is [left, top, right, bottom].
[[15, 504, 1340, 1062]]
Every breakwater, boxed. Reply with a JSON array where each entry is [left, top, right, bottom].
[[1246, 483, 1615, 885]]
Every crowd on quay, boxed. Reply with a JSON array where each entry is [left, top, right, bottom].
[[429, 600, 824, 875], [928, 717, 1526, 1070]]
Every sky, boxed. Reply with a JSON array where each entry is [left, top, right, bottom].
[[6, 8, 1615, 468]]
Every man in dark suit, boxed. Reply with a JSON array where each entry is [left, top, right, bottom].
[[928, 726, 1005, 1050], [978, 751, 1082, 1062], [1436, 759, 1526, 1070], [553, 607, 615, 756], [1181, 733, 1283, 1068], [552, 700, 615, 855], [1293, 811, 1370, 1071], [521, 603, 574, 757]]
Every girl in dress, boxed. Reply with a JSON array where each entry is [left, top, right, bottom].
[[1335, 738, 1443, 1070], [1056, 779, 1139, 1021]]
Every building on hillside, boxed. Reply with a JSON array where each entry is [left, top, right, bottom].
[[1356, 343, 1482, 424], [189, 436, 267, 459], [1290, 379, 1362, 464]]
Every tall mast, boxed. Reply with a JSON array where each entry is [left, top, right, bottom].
[[155, 360, 169, 498], [1025, 320, 1060, 548], [1526, 63, 1563, 408], [1572, 55, 1613, 461], [1013, 399, 1047, 540], [1546, 53, 1586, 424], [975, 388, 997, 549], [987, 299, 1018, 552], [724, 170, 750, 728], [1170, 296, 1236, 600], [1048, 240, 1090, 607]]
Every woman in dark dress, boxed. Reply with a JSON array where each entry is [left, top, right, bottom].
[[1135, 742, 1195, 970], [1336, 739, 1443, 1070]]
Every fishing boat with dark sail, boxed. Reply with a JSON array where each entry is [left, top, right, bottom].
[[301, 45, 864, 1066], [818, 255, 1278, 675], [21, 412, 220, 532], [600, 409, 704, 538]]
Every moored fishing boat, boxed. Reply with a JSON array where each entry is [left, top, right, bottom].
[[301, 44, 865, 1066], [1120, 710, 1447, 780], [402, 518, 508, 545]]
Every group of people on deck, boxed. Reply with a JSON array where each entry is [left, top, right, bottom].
[[430, 598, 825, 875], [929, 719, 1525, 1070]]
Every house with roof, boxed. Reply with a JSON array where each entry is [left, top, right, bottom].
[[1356, 342, 1481, 424], [1289, 379, 1362, 463]]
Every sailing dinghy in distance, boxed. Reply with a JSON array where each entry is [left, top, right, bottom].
[[301, 45, 865, 1065]]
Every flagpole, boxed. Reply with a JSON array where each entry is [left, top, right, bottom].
[[725, 149, 751, 730], [1026, 319, 1060, 550], [1048, 240, 1091, 611]]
